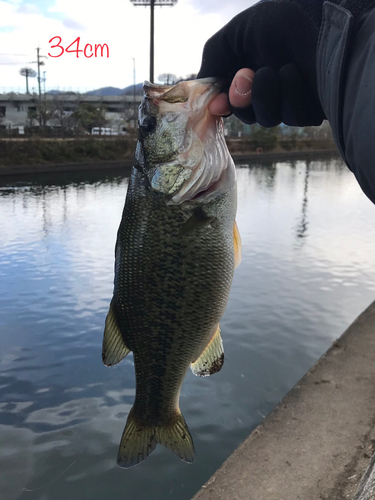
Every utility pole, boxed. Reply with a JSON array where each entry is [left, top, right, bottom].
[[36, 47, 48, 99], [37, 48, 41, 98], [129, 0, 178, 83], [31, 47, 48, 125]]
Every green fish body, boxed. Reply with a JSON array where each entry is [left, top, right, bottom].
[[103, 79, 241, 468]]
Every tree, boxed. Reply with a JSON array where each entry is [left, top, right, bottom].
[[72, 102, 107, 134], [49, 95, 76, 138], [27, 108, 38, 128], [251, 125, 278, 151], [120, 97, 138, 131], [185, 73, 197, 80], [158, 73, 177, 85]]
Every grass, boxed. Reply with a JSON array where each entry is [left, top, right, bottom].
[[0, 136, 336, 168], [0, 137, 137, 167]]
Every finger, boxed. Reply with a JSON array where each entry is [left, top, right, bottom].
[[251, 67, 281, 127], [232, 105, 256, 125], [228, 69, 255, 108], [279, 63, 325, 126], [208, 93, 231, 116]]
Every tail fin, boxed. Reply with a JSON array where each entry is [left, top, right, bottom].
[[117, 408, 195, 469]]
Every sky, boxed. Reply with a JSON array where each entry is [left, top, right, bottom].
[[0, 0, 257, 93]]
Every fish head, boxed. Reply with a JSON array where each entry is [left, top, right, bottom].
[[136, 78, 236, 205]]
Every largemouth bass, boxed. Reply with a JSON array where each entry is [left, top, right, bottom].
[[102, 78, 241, 468]]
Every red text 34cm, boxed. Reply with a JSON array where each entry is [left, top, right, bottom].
[[48, 37, 109, 58]]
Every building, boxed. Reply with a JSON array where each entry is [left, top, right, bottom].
[[0, 93, 142, 133]]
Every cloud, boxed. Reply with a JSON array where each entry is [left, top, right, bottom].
[[187, 0, 257, 17], [16, 2, 40, 14], [0, 0, 255, 91], [62, 17, 86, 31], [0, 26, 16, 32]]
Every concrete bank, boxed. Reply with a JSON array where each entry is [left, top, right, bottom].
[[0, 149, 339, 178], [192, 301, 375, 500]]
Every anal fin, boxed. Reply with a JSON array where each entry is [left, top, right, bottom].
[[102, 299, 131, 367], [190, 324, 224, 377]]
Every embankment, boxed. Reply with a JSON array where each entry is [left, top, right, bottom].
[[0, 137, 135, 169], [0, 137, 339, 177], [191, 301, 375, 500]]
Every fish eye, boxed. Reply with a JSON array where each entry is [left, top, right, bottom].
[[140, 115, 157, 137]]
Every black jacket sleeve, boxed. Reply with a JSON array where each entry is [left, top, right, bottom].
[[197, 1, 326, 127], [317, 1, 375, 203]]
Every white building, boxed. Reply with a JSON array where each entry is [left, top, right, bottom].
[[0, 93, 142, 133]]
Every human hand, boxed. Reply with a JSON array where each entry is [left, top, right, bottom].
[[208, 69, 254, 116], [198, 0, 325, 127]]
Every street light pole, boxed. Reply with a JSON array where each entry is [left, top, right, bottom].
[[129, 0, 178, 83], [150, 0, 154, 83], [132, 57, 137, 126]]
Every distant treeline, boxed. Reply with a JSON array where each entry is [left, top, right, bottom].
[[0, 130, 336, 168], [0, 137, 136, 167]]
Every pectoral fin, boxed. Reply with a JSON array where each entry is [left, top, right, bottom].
[[233, 220, 242, 269], [102, 299, 131, 367], [179, 208, 216, 236], [190, 324, 224, 377]]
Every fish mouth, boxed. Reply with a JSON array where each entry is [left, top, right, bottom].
[[143, 78, 226, 100]]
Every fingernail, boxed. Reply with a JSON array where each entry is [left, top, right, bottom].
[[234, 75, 253, 96]]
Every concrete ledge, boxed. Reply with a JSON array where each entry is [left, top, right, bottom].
[[354, 452, 375, 499], [192, 301, 375, 500]]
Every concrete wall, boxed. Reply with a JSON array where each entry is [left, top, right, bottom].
[[192, 300, 375, 500]]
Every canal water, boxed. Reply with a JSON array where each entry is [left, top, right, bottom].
[[1, 157, 374, 500]]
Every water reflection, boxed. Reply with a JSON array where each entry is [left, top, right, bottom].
[[0, 157, 374, 500], [296, 163, 309, 239]]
